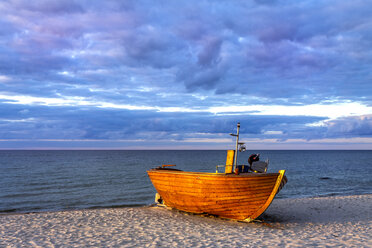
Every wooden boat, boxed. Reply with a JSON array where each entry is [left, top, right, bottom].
[[147, 123, 287, 222]]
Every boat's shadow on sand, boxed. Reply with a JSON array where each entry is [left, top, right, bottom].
[[149, 194, 371, 228], [261, 195, 371, 225]]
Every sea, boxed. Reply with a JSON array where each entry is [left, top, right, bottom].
[[0, 150, 371, 214]]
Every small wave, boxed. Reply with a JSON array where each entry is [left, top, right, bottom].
[[317, 192, 340, 197], [1, 192, 47, 199], [319, 177, 332, 180], [0, 206, 45, 214], [0, 208, 18, 214], [87, 203, 146, 210], [1, 189, 77, 199]]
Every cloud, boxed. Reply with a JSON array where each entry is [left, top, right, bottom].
[[0, 0, 371, 148], [9, 0, 84, 14], [0, 101, 327, 141], [2, 0, 371, 99], [326, 115, 372, 138], [197, 36, 223, 67]]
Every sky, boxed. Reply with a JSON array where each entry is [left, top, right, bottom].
[[0, 0, 372, 150]]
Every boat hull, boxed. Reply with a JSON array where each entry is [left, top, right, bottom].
[[147, 169, 287, 221]]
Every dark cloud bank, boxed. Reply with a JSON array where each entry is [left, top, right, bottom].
[[0, 0, 372, 149]]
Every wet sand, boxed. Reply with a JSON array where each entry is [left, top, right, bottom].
[[1, 194, 371, 247]]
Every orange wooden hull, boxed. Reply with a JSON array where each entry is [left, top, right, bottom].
[[147, 169, 287, 221]]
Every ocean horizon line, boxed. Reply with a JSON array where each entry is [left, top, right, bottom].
[[0, 148, 371, 151]]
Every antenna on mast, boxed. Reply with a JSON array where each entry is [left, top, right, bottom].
[[229, 122, 240, 171]]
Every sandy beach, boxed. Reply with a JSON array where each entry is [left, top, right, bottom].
[[1, 194, 371, 247]]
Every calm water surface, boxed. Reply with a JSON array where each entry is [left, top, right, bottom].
[[0, 150, 371, 213]]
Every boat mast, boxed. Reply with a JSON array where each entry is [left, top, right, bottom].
[[230, 122, 240, 171], [234, 122, 240, 170]]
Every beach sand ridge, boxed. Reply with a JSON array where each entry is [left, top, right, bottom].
[[1, 194, 371, 247]]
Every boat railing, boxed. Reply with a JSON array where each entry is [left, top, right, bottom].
[[216, 162, 269, 174], [215, 165, 226, 173], [215, 164, 251, 173]]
